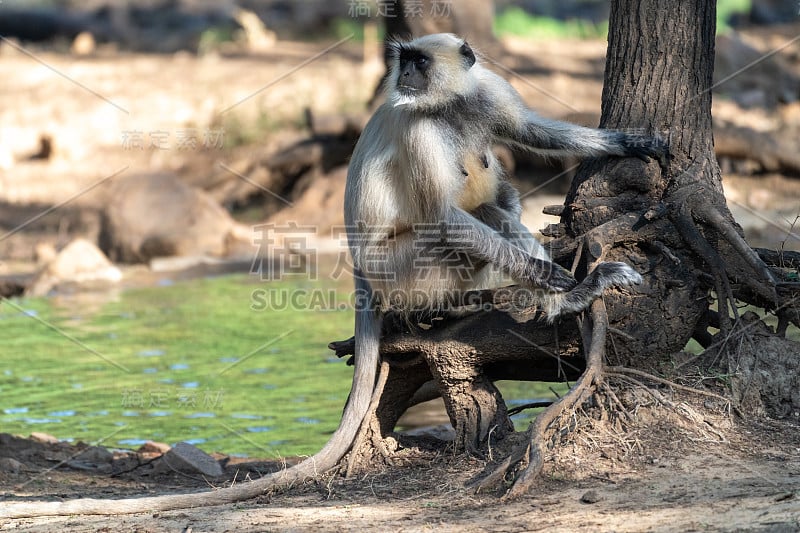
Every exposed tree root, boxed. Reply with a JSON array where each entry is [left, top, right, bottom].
[[671, 204, 738, 335], [470, 298, 608, 497], [697, 202, 777, 290], [604, 366, 741, 417], [0, 449, 336, 517]]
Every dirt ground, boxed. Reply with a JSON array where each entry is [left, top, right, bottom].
[[1, 414, 798, 532], [1, 29, 800, 532]]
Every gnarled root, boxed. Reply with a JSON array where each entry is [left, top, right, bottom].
[[470, 298, 609, 497]]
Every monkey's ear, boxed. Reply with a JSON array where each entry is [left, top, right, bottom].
[[386, 38, 404, 60], [459, 41, 476, 68]]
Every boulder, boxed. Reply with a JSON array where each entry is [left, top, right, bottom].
[[99, 173, 238, 263], [75, 445, 114, 465], [27, 238, 121, 296]]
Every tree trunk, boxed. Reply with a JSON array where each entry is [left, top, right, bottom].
[[563, 0, 722, 364]]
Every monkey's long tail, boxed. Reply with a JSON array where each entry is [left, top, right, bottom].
[[0, 297, 382, 518], [544, 261, 642, 320]]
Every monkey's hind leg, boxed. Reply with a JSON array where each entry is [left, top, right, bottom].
[[544, 262, 642, 319]]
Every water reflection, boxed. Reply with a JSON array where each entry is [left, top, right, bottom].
[[118, 438, 148, 447], [138, 349, 165, 357], [23, 417, 61, 424], [246, 426, 272, 433]]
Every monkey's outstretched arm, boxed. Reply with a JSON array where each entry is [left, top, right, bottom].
[[479, 74, 665, 161], [496, 112, 665, 161]]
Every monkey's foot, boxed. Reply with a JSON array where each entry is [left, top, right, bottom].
[[593, 261, 643, 289]]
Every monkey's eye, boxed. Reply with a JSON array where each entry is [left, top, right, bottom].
[[415, 56, 428, 67]]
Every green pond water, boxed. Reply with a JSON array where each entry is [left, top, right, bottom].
[[1, 273, 564, 458]]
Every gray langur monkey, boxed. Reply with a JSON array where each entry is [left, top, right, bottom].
[[341, 32, 665, 465]]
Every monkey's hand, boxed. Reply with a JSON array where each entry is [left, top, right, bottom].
[[528, 258, 577, 292], [618, 133, 669, 166]]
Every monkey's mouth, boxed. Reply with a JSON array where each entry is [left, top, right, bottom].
[[396, 85, 418, 95]]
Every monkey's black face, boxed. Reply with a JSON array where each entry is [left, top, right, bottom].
[[397, 48, 431, 95]]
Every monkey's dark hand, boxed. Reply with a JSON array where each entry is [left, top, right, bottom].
[[528, 258, 577, 292], [619, 133, 669, 166], [328, 337, 355, 365]]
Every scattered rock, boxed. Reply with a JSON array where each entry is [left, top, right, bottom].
[[75, 445, 114, 465], [27, 238, 122, 296], [71, 31, 95, 55], [0, 457, 25, 474], [136, 440, 171, 461], [580, 490, 603, 504], [138, 441, 171, 455], [161, 441, 223, 478], [99, 173, 239, 263], [34, 242, 57, 264], [30, 432, 59, 445]]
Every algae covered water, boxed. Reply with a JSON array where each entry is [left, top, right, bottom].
[[1, 274, 357, 457], [1, 272, 566, 457]]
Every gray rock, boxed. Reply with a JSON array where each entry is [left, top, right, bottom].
[[580, 489, 603, 504], [75, 445, 114, 465], [162, 441, 223, 478], [0, 457, 25, 474]]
